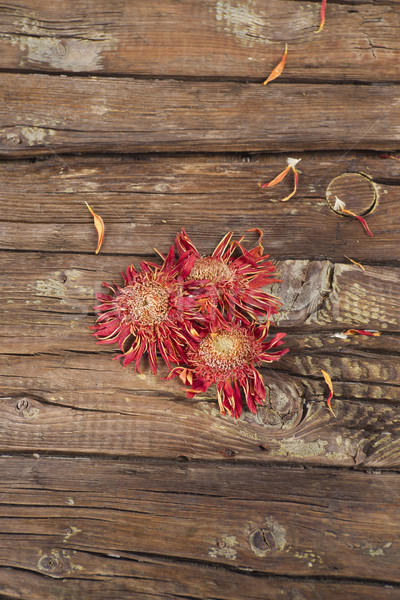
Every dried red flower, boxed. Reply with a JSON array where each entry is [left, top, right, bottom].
[[92, 246, 197, 374], [175, 228, 281, 324], [167, 318, 288, 419]]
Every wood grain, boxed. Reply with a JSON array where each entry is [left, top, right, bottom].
[[0, 0, 400, 82], [0, 457, 399, 590], [1, 569, 399, 600], [2, 0, 400, 596], [1, 354, 399, 467], [1, 74, 400, 156], [1, 252, 399, 333], [1, 153, 399, 262]]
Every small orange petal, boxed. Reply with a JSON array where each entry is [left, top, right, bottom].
[[344, 256, 365, 271], [247, 228, 264, 252], [85, 202, 105, 254], [344, 329, 381, 337], [342, 208, 373, 237], [263, 44, 288, 85], [260, 164, 291, 189], [280, 167, 298, 202], [321, 369, 336, 416], [316, 0, 327, 33]]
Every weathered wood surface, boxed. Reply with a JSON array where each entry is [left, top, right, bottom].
[[1, 74, 400, 156], [1, 0, 400, 597], [1, 249, 399, 467], [1, 153, 399, 261], [0, 457, 399, 593], [0, 0, 400, 82]]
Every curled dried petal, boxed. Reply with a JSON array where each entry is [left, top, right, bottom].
[[344, 255, 365, 271], [281, 166, 298, 202], [260, 165, 291, 189], [263, 44, 288, 85], [260, 157, 300, 201], [344, 329, 381, 337], [316, 0, 327, 33], [333, 197, 373, 237], [342, 209, 373, 237], [85, 202, 105, 254], [321, 369, 336, 416]]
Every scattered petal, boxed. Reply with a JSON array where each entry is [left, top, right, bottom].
[[344, 329, 381, 337], [263, 44, 288, 85], [333, 197, 373, 237], [321, 369, 335, 416], [260, 165, 291, 189], [316, 0, 327, 33], [260, 157, 301, 201], [379, 154, 400, 160], [281, 166, 299, 202], [343, 210, 373, 237], [85, 202, 105, 254], [344, 255, 365, 271]]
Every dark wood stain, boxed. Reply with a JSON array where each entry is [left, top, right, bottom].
[[1, 1, 400, 598]]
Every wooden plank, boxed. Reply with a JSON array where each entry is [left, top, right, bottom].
[[1, 252, 399, 333], [0, 350, 399, 466], [0, 457, 399, 591], [0, 0, 400, 82], [0, 153, 398, 262], [1, 251, 399, 467], [0, 569, 399, 600], [1, 74, 400, 156]]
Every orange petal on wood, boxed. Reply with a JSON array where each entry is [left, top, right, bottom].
[[85, 202, 105, 254], [247, 228, 264, 252], [321, 369, 336, 416], [263, 44, 288, 85], [260, 165, 291, 189], [344, 255, 365, 271], [281, 166, 299, 202], [342, 208, 373, 237], [316, 0, 327, 32], [344, 329, 381, 337]]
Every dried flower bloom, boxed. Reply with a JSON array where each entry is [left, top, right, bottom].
[[167, 318, 288, 419], [92, 246, 197, 374], [175, 228, 281, 324]]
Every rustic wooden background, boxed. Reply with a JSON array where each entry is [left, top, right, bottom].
[[1, 1, 400, 598]]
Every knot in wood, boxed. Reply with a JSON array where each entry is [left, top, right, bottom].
[[219, 448, 237, 458], [38, 552, 61, 574], [326, 172, 378, 216], [16, 398, 29, 411], [249, 528, 276, 553]]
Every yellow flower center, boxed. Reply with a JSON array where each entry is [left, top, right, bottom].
[[191, 257, 232, 283], [198, 329, 251, 372], [118, 282, 169, 326]]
